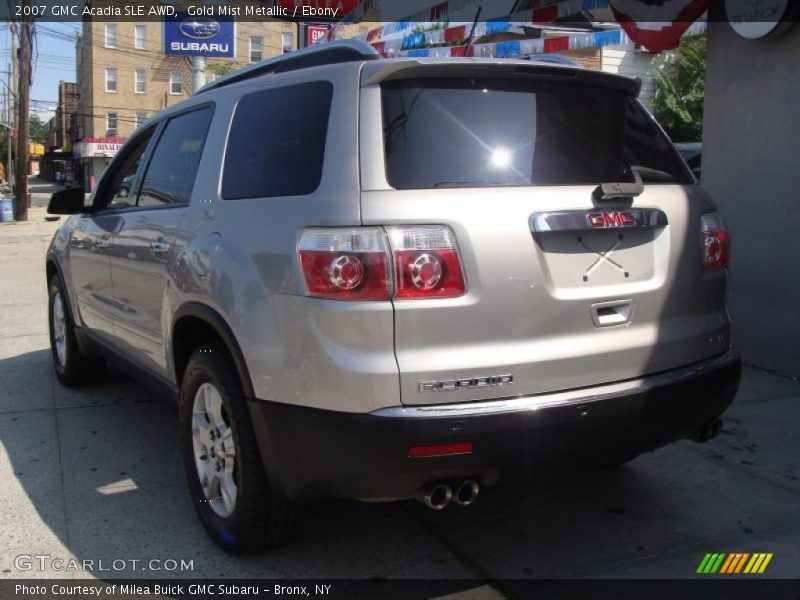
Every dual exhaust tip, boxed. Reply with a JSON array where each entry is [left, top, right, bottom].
[[690, 418, 724, 443], [419, 479, 479, 510]]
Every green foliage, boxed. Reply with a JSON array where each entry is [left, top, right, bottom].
[[653, 34, 706, 142], [207, 62, 239, 77], [29, 114, 46, 144]]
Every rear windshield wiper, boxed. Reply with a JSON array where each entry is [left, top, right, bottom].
[[594, 165, 673, 201]]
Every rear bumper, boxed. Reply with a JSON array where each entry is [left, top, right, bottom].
[[247, 351, 741, 501]]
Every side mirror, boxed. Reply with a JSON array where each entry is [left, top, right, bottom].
[[47, 187, 85, 215]]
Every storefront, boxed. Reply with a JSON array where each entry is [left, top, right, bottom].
[[73, 137, 126, 192]]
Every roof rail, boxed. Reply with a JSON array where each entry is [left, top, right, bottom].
[[195, 40, 380, 95]]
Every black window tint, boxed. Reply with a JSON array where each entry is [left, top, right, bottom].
[[138, 107, 213, 207], [382, 79, 692, 189], [222, 81, 333, 200]]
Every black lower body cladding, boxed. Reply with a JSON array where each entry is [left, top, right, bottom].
[[247, 352, 741, 502]]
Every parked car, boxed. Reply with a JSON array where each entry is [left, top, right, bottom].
[[117, 175, 133, 197], [45, 41, 740, 554], [676, 142, 702, 178]]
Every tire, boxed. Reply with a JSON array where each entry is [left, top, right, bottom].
[[179, 344, 296, 553], [48, 274, 105, 387]]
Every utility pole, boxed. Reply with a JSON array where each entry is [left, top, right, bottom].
[[8, 21, 16, 194], [15, 14, 32, 221]]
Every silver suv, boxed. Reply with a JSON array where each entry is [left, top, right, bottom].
[[46, 41, 740, 553]]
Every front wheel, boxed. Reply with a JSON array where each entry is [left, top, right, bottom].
[[179, 345, 296, 553], [48, 274, 105, 387]]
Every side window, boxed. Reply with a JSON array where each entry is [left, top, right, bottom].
[[137, 107, 213, 207], [221, 82, 333, 200], [92, 126, 156, 211]]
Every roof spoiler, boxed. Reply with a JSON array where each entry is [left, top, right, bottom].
[[361, 60, 642, 96]]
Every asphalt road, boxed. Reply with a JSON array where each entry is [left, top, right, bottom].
[[1, 207, 799, 586]]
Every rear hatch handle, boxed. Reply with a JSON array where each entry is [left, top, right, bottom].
[[593, 165, 673, 201]]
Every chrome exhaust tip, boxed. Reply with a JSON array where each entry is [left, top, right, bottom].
[[454, 479, 480, 506], [418, 483, 453, 510]]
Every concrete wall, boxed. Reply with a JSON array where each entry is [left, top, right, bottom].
[[703, 20, 800, 377]]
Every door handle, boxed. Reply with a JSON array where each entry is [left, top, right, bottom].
[[149, 241, 171, 254]]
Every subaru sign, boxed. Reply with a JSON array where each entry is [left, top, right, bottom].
[[164, 13, 235, 57]]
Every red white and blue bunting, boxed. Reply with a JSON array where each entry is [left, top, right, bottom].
[[324, 0, 708, 55], [373, 20, 705, 59]]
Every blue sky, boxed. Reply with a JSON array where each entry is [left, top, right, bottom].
[[1, 21, 78, 122]]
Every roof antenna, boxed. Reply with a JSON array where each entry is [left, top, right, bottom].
[[462, 5, 483, 57]]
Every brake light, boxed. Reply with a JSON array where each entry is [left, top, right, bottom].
[[298, 228, 391, 300], [387, 226, 466, 299], [700, 213, 730, 270]]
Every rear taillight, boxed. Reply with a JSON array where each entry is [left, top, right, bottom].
[[298, 228, 391, 300], [387, 226, 466, 299], [298, 225, 466, 301], [701, 213, 730, 271]]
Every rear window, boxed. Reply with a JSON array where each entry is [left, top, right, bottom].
[[222, 81, 333, 199], [382, 78, 692, 189]]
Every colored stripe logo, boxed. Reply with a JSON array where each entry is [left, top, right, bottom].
[[697, 553, 773, 574]]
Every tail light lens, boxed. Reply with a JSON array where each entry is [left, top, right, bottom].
[[387, 226, 466, 299], [701, 213, 730, 271], [298, 225, 466, 301], [298, 228, 391, 300]]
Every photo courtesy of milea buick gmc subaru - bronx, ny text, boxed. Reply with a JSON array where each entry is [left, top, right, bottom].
[[45, 40, 740, 554]]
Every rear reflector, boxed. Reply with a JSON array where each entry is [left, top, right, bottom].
[[700, 213, 730, 271], [408, 442, 474, 458], [387, 226, 466, 299], [298, 228, 391, 300]]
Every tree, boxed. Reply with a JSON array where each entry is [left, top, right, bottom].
[[653, 34, 706, 142], [207, 62, 240, 78], [29, 113, 46, 144]]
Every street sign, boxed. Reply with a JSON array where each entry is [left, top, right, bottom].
[[164, 13, 236, 57]]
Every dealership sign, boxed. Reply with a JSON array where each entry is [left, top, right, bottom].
[[306, 25, 329, 46], [164, 14, 235, 57]]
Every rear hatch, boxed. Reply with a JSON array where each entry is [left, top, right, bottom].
[[359, 61, 730, 406]]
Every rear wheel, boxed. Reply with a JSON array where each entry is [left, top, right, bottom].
[[48, 274, 105, 387], [179, 345, 296, 553]]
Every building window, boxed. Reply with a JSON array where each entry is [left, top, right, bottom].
[[105, 68, 117, 93], [249, 36, 263, 63], [134, 25, 147, 50], [170, 70, 183, 95], [134, 69, 146, 94], [136, 112, 147, 128], [282, 32, 293, 54], [107, 113, 118, 136], [105, 24, 117, 48]]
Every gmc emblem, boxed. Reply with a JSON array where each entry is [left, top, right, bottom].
[[587, 211, 638, 228]]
